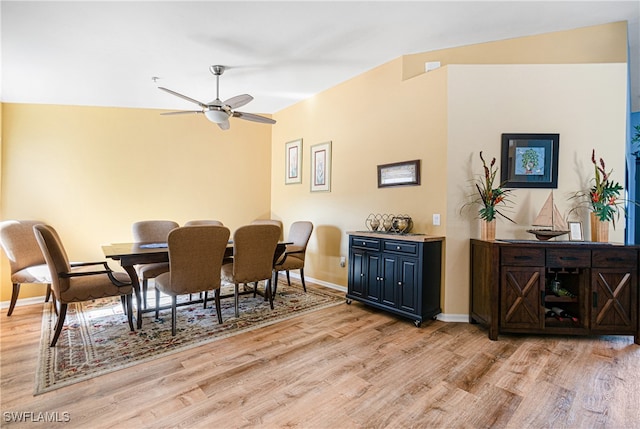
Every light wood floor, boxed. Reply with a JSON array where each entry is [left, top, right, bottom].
[[1, 282, 639, 429]]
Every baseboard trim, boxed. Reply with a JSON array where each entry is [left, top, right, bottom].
[[0, 295, 45, 310]]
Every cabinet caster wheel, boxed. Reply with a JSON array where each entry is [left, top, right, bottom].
[[414, 320, 422, 328], [346, 299, 352, 305]]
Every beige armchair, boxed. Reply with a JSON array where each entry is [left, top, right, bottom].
[[221, 224, 280, 317], [250, 219, 283, 239], [154, 225, 230, 336], [132, 220, 179, 308], [33, 224, 134, 347], [0, 220, 52, 316], [274, 221, 314, 293]]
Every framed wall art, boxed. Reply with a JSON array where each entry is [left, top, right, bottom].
[[500, 133, 559, 188], [377, 159, 421, 188], [569, 221, 584, 241], [285, 138, 303, 184], [310, 141, 331, 192]]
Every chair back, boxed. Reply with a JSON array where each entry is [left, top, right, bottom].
[[250, 219, 283, 239], [166, 225, 230, 294], [184, 220, 224, 226], [0, 220, 47, 275], [32, 224, 72, 297], [287, 221, 314, 262], [132, 220, 179, 243], [232, 224, 280, 283]]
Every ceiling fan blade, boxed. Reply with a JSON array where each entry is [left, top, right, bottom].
[[161, 110, 202, 116], [223, 94, 253, 109], [233, 111, 276, 124], [158, 87, 207, 108], [218, 120, 230, 130]]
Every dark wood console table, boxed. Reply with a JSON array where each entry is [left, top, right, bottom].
[[470, 239, 639, 344]]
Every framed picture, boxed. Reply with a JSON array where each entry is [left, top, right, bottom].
[[569, 221, 584, 241], [310, 141, 331, 192], [377, 159, 421, 188], [500, 133, 559, 188], [285, 139, 302, 184]]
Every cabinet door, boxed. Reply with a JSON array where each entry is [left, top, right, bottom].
[[397, 257, 419, 314], [591, 268, 637, 334], [380, 255, 397, 307], [501, 266, 544, 329], [349, 249, 367, 298], [365, 253, 381, 302]]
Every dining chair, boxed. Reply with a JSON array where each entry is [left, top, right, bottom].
[[184, 220, 224, 226], [154, 225, 230, 336], [273, 221, 314, 293], [33, 224, 134, 346], [221, 224, 280, 317], [132, 220, 179, 308], [0, 220, 53, 316]]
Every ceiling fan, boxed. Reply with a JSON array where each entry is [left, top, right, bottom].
[[158, 65, 276, 130]]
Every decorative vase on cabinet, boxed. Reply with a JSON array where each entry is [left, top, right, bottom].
[[480, 219, 496, 241], [590, 212, 609, 243]]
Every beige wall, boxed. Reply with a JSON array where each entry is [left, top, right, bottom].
[[447, 63, 628, 316], [1, 104, 272, 301]]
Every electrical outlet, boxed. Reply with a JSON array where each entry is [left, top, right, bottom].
[[433, 214, 441, 226], [340, 256, 346, 267]]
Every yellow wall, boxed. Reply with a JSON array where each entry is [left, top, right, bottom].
[[1, 104, 272, 301]]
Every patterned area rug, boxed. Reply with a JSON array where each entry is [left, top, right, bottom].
[[35, 279, 342, 395]]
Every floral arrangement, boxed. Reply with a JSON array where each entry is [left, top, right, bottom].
[[471, 151, 514, 222], [585, 149, 623, 225]]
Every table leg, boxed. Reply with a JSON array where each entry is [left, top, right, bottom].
[[122, 265, 143, 329]]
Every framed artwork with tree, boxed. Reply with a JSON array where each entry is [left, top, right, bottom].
[[500, 133, 559, 188]]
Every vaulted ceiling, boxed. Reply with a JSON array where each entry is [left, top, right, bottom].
[[2, 1, 639, 114]]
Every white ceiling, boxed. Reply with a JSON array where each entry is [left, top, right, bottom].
[[2, 1, 639, 114]]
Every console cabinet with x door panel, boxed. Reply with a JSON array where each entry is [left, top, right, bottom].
[[346, 232, 443, 327], [469, 239, 639, 344]]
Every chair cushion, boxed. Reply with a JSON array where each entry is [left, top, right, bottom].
[[11, 264, 51, 284], [135, 262, 170, 279], [220, 262, 234, 283], [59, 272, 132, 302], [275, 255, 304, 271]]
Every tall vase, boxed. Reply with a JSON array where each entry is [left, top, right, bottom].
[[481, 219, 496, 241], [590, 212, 610, 243]]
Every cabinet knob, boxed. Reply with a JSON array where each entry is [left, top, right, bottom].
[[396, 246, 401, 250], [398, 281, 402, 286], [360, 273, 364, 277], [362, 242, 366, 246]]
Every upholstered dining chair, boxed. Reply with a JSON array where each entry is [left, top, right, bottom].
[[184, 220, 224, 226], [33, 224, 134, 347], [132, 220, 179, 308], [0, 220, 53, 316], [154, 225, 230, 336], [250, 219, 283, 239], [273, 221, 314, 294], [221, 224, 280, 317]]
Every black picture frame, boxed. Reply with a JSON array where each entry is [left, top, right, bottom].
[[500, 133, 559, 188], [377, 159, 421, 188]]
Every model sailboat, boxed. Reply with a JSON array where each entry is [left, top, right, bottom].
[[526, 192, 569, 240]]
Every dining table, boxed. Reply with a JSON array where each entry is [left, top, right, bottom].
[[102, 241, 290, 329]]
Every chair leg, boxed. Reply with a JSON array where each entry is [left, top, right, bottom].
[[272, 272, 279, 296], [7, 283, 20, 316], [171, 296, 177, 336], [214, 289, 222, 324], [142, 279, 149, 309], [234, 283, 240, 318], [45, 283, 52, 303], [155, 287, 161, 319], [266, 278, 274, 310], [120, 295, 127, 314], [203, 291, 208, 309], [253, 282, 258, 298], [286, 270, 291, 286], [50, 303, 68, 347], [126, 294, 134, 331], [300, 268, 307, 292]]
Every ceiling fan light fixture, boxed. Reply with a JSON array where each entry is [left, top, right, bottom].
[[204, 109, 229, 123]]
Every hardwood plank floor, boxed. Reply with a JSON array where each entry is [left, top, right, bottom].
[[1, 281, 639, 428]]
